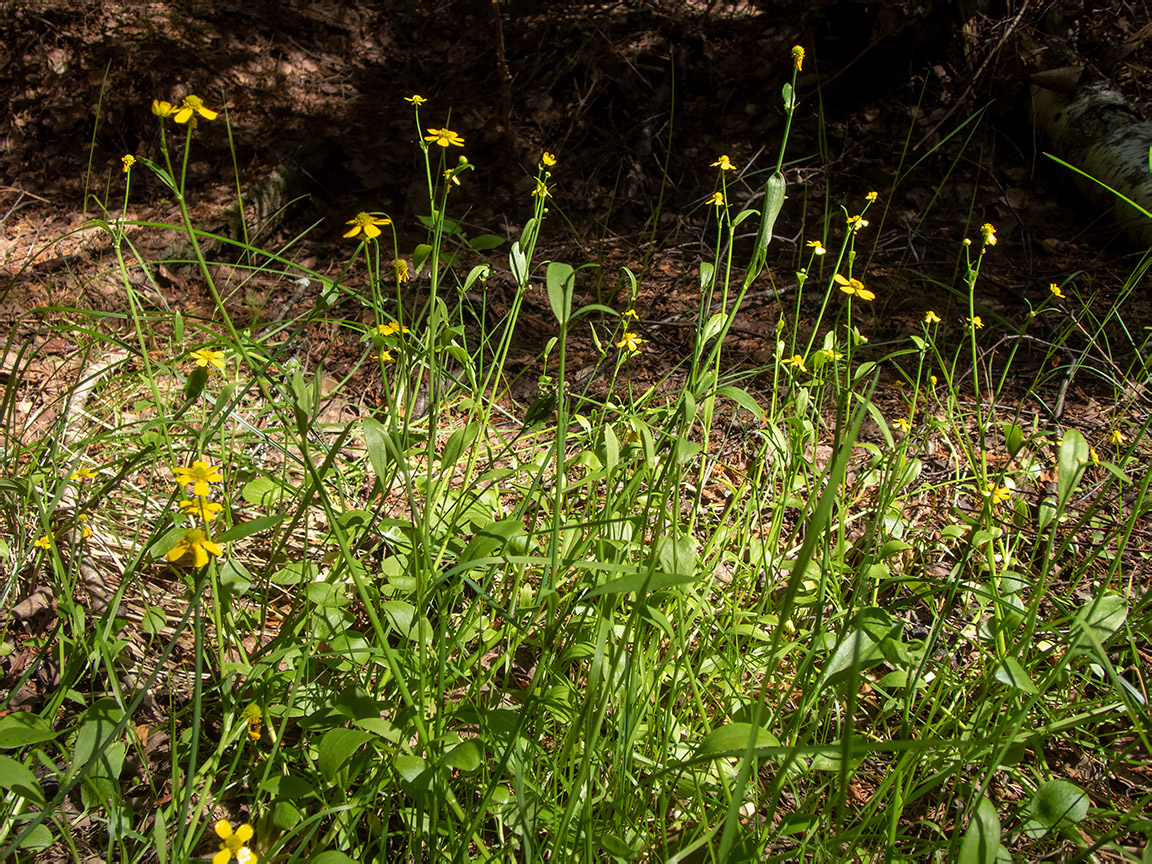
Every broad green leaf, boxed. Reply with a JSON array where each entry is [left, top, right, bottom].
[[218, 514, 285, 543], [308, 852, 360, 864], [441, 421, 480, 469], [702, 311, 727, 344], [959, 797, 1001, 864], [0, 712, 57, 749], [0, 754, 45, 804], [467, 233, 505, 251], [509, 242, 528, 285], [697, 723, 780, 756], [1026, 779, 1089, 836], [1076, 593, 1128, 645], [655, 534, 697, 580], [700, 261, 715, 289], [748, 171, 786, 281], [241, 476, 284, 507], [318, 728, 374, 782], [546, 261, 575, 326], [993, 657, 1038, 694], [820, 608, 897, 686], [1002, 423, 1025, 459], [463, 263, 489, 291], [1057, 429, 1089, 508], [363, 417, 398, 485], [18, 823, 53, 850], [440, 740, 482, 772], [413, 243, 433, 274], [717, 386, 765, 422]]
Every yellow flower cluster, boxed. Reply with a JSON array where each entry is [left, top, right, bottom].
[[152, 95, 218, 125], [344, 212, 391, 240], [169, 461, 225, 567]]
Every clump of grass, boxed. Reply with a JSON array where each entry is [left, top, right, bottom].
[[1, 52, 1149, 864]]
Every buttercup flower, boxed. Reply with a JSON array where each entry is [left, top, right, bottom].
[[190, 349, 226, 370], [174, 461, 222, 497], [1090, 448, 1100, 466], [151, 99, 175, 118], [121, 155, 136, 173], [424, 127, 464, 147], [542, 151, 557, 166], [213, 820, 257, 864], [532, 179, 551, 199], [1049, 282, 1065, 299], [708, 192, 725, 207], [242, 704, 262, 742], [166, 528, 223, 568], [711, 155, 736, 171], [865, 191, 878, 203], [929, 375, 938, 386], [70, 467, 98, 481], [980, 223, 997, 246], [782, 354, 807, 372], [373, 348, 395, 363], [77, 514, 92, 540], [343, 212, 391, 239], [404, 94, 426, 105], [624, 308, 639, 320], [443, 169, 461, 187], [966, 316, 984, 330], [893, 417, 911, 433], [375, 321, 409, 338], [178, 498, 224, 522], [983, 481, 1011, 506], [807, 240, 826, 255], [818, 349, 843, 362], [617, 331, 644, 354], [924, 310, 941, 324], [846, 214, 869, 232], [791, 45, 805, 71], [174, 95, 218, 124], [834, 273, 876, 302], [1110, 429, 1127, 445], [34, 535, 52, 550], [395, 260, 409, 283]]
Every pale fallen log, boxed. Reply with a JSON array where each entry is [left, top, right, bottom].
[[1031, 67, 1152, 248]]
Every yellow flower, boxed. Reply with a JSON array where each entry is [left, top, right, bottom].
[[424, 127, 464, 147], [807, 240, 826, 255], [532, 179, 551, 199], [343, 212, 391, 239], [178, 498, 224, 522], [818, 349, 843, 363], [166, 528, 223, 568], [982, 481, 1011, 506], [70, 466, 98, 481], [404, 94, 426, 105], [174, 95, 218, 124], [711, 155, 736, 171], [782, 354, 807, 372], [791, 45, 805, 71], [834, 273, 876, 302], [1110, 429, 1127, 445], [151, 99, 175, 118], [174, 461, 223, 497], [624, 308, 639, 320], [373, 348, 395, 363], [893, 417, 911, 433], [617, 331, 644, 354], [966, 316, 984, 330], [846, 214, 869, 232], [78, 514, 93, 540], [980, 223, 997, 246], [1090, 448, 1100, 466], [924, 310, 941, 324], [190, 349, 226, 369], [865, 191, 878, 203], [395, 260, 409, 283], [213, 821, 257, 864], [443, 169, 461, 187], [242, 704, 262, 742], [375, 321, 409, 337], [34, 535, 52, 550], [1048, 282, 1065, 299], [121, 154, 136, 173], [542, 151, 557, 167], [708, 192, 725, 207], [929, 375, 938, 386]]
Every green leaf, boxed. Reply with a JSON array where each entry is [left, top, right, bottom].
[[0, 712, 57, 749], [655, 533, 697, 580], [217, 514, 284, 543], [183, 365, 208, 402], [958, 797, 1001, 864], [413, 243, 433, 275], [717, 386, 766, 423], [748, 171, 786, 281], [440, 740, 482, 772], [509, 241, 528, 285], [820, 608, 897, 687], [697, 723, 780, 756], [442, 422, 480, 469], [0, 755, 45, 804], [1057, 429, 1089, 508], [308, 852, 361, 864], [546, 261, 575, 326], [18, 823, 54, 850], [467, 233, 505, 251], [1028, 779, 1089, 832], [317, 728, 374, 782], [993, 657, 1038, 694], [463, 264, 489, 291], [700, 261, 715, 289], [241, 476, 284, 507], [1076, 592, 1128, 645], [363, 417, 398, 486], [1002, 423, 1025, 459]]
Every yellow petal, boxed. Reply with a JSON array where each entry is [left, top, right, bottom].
[[342, 226, 362, 238], [234, 824, 254, 843], [215, 821, 234, 840], [213, 850, 232, 864], [174, 107, 194, 124], [192, 544, 209, 568], [166, 543, 188, 563], [363, 223, 382, 239], [197, 106, 219, 121]]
